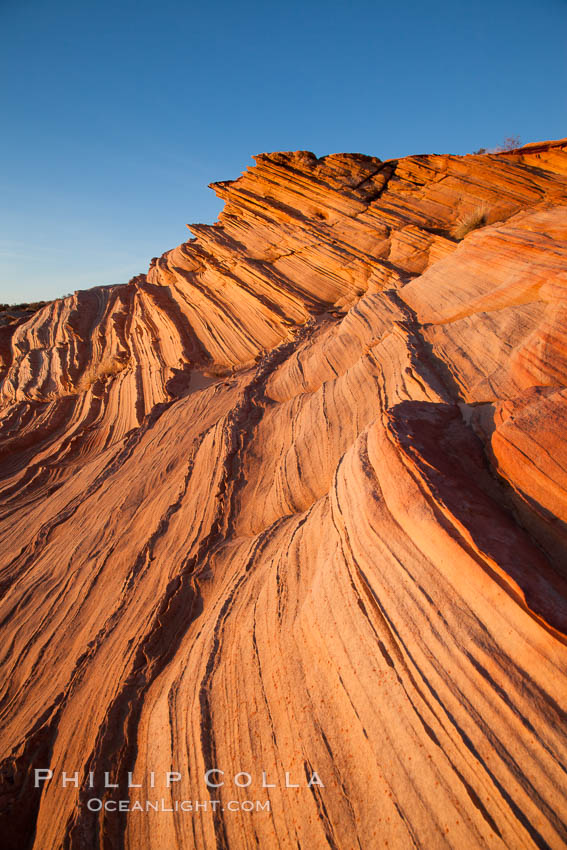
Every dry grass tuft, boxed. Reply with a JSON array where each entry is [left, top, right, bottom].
[[78, 355, 127, 391], [203, 363, 234, 379], [452, 205, 490, 240]]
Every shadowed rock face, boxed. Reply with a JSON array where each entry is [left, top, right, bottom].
[[1, 140, 567, 850]]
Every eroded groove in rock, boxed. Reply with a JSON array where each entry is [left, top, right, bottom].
[[1, 139, 567, 849]]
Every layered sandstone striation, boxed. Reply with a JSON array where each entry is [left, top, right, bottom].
[[1, 139, 567, 849]]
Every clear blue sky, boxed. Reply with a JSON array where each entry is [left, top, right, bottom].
[[1, 0, 565, 303]]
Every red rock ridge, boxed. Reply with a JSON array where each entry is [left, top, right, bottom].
[[0, 139, 567, 849]]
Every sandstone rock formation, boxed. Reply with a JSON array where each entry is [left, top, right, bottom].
[[1, 139, 567, 849]]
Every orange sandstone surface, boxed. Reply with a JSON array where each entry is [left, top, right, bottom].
[[1, 140, 567, 849]]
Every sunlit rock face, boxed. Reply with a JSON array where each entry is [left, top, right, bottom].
[[1, 139, 567, 850]]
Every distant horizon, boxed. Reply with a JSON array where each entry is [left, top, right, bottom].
[[1, 0, 565, 303]]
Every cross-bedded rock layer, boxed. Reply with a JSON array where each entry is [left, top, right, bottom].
[[1, 139, 567, 849]]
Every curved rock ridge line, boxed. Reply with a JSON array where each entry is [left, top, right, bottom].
[[0, 138, 567, 849]]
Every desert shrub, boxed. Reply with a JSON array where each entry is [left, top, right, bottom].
[[494, 135, 521, 152], [452, 205, 490, 240], [78, 355, 127, 391], [203, 363, 233, 378], [0, 300, 48, 313], [472, 137, 521, 155]]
